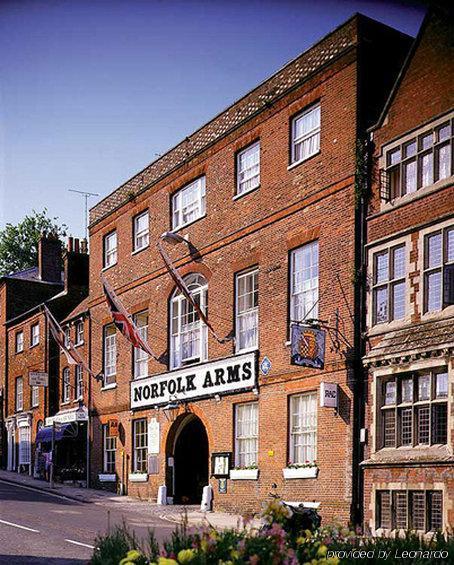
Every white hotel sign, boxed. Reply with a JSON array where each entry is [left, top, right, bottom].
[[131, 351, 257, 409]]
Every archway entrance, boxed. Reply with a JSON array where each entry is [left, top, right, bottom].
[[168, 414, 209, 504]]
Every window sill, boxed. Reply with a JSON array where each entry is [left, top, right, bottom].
[[29, 343, 39, 349], [15, 350, 24, 355], [61, 401, 71, 406], [128, 473, 148, 483], [236, 346, 259, 355], [98, 473, 116, 482], [132, 245, 149, 256], [230, 469, 259, 480], [101, 383, 117, 391], [283, 466, 318, 479], [287, 151, 320, 171], [74, 342, 84, 348], [102, 263, 117, 272], [73, 398, 83, 404], [233, 185, 260, 201]]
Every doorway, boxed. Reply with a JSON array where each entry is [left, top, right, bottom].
[[170, 415, 209, 504]]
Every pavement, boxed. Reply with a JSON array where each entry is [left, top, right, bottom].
[[0, 470, 262, 563]]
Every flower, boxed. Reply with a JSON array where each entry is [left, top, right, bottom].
[[158, 558, 179, 565], [177, 549, 196, 563]]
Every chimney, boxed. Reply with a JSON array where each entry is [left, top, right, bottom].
[[64, 237, 89, 291], [38, 233, 62, 283]]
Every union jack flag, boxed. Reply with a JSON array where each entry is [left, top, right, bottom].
[[102, 276, 157, 359]]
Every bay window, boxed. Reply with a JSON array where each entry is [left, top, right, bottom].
[[235, 268, 259, 352], [170, 274, 207, 369]]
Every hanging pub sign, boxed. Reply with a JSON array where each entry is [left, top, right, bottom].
[[320, 382, 338, 408], [290, 324, 326, 369], [211, 452, 232, 478], [108, 418, 119, 437]]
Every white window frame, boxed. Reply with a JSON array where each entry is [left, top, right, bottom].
[[172, 177, 206, 231], [104, 231, 117, 268], [290, 103, 321, 166], [289, 392, 317, 465], [133, 211, 149, 252], [235, 402, 258, 468], [75, 320, 84, 345], [16, 377, 23, 412], [62, 368, 71, 403], [16, 331, 24, 353], [290, 241, 319, 324], [170, 274, 208, 370], [18, 426, 31, 465], [236, 141, 260, 196], [30, 323, 40, 347], [133, 311, 149, 379], [133, 419, 148, 473], [31, 385, 39, 408], [103, 325, 117, 386], [75, 365, 83, 400], [235, 268, 259, 353], [103, 424, 117, 474]]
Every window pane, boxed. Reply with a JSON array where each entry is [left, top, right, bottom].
[[435, 372, 448, 398], [428, 491, 443, 531], [291, 241, 319, 321], [392, 246, 405, 279], [383, 410, 396, 448], [378, 491, 392, 529], [290, 393, 317, 464], [418, 374, 430, 401], [401, 378, 413, 403], [400, 407, 413, 445], [447, 228, 454, 263], [388, 148, 400, 166], [384, 381, 396, 405], [416, 406, 430, 444], [426, 271, 442, 312], [134, 312, 149, 378], [375, 251, 389, 283], [403, 160, 417, 193], [436, 143, 451, 180], [392, 282, 405, 320], [236, 403, 258, 467], [420, 152, 433, 187], [237, 142, 260, 194], [426, 233, 442, 269], [410, 491, 425, 531], [292, 105, 321, 163], [394, 491, 408, 529], [403, 141, 417, 158], [420, 133, 433, 151], [432, 404, 448, 444]]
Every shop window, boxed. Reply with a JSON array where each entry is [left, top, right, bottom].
[[172, 177, 206, 231], [234, 403, 258, 468], [289, 392, 317, 464], [290, 241, 319, 323], [133, 211, 149, 252], [103, 325, 117, 386], [103, 231, 117, 268], [15, 377, 23, 412], [170, 274, 208, 369], [75, 320, 84, 345], [290, 103, 321, 165], [372, 244, 406, 324], [75, 365, 83, 399], [235, 268, 259, 352], [15, 331, 24, 353], [31, 323, 40, 347], [62, 368, 71, 403], [383, 118, 453, 200], [423, 225, 454, 313], [376, 490, 443, 532], [133, 312, 149, 379], [31, 385, 39, 408], [236, 141, 260, 196], [132, 419, 148, 473], [103, 424, 117, 474], [378, 369, 448, 449]]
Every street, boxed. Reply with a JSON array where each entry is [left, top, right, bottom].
[[0, 480, 178, 564]]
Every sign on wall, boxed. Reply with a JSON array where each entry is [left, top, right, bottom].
[[29, 372, 48, 387], [131, 352, 257, 409], [148, 418, 160, 454], [108, 418, 119, 437], [320, 382, 338, 408], [211, 452, 231, 478], [290, 325, 325, 369]]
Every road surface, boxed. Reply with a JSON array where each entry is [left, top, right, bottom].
[[0, 480, 177, 564]]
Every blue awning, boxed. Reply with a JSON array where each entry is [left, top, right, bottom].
[[36, 423, 73, 443]]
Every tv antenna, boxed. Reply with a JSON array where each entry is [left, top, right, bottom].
[[68, 189, 100, 239]]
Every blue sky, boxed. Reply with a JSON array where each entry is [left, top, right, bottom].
[[0, 0, 426, 237]]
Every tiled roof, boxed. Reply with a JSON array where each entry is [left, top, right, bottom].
[[89, 16, 358, 227], [364, 318, 454, 362], [4, 267, 40, 281], [62, 296, 90, 323]]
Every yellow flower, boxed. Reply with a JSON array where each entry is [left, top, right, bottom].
[[317, 545, 328, 557], [158, 558, 179, 565], [177, 549, 196, 563]]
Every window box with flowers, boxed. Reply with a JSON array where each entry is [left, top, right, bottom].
[[128, 472, 148, 483], [283, 462, 319, 479], [230, 465, 259, 480]]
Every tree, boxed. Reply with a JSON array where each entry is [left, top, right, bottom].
[[0, 209, 67, 276]]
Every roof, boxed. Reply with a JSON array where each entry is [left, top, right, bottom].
[[364, 318, 454, 365], [3, 267, 39, 281], [89, 14, 363, 227], [62, 296, 90, 324]]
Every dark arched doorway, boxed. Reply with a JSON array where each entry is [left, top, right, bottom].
[[170, 415, 209, 504]]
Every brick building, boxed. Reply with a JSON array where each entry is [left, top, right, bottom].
[[362, 11, 454, 534], [85, 15, 411, 524], [3, 237, 89, 476]]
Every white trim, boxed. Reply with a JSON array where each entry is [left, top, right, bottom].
[[128, 473, 148, 482], [287, 151, 320, 171], [283, 466, 318, 479], [230, 468, 259, 480], [101, 383, 117, 391]]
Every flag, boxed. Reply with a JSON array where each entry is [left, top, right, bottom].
[[43, 306, 95, 378], [101, 276, 158, 359]]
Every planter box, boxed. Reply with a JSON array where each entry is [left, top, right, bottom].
[[128, 473, 148, 483], [283, 466, 318, 479], [230, 468, 259, 480], [98, 473, 116, 483]]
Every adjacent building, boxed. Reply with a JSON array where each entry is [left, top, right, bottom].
[[362, 12, 454, 533], [86, 14, 410, 524]]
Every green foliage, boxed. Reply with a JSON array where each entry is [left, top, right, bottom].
[[0, 209, 67, 276]]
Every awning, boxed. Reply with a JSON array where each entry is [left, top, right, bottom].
[[35, 423, 76, 443]]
